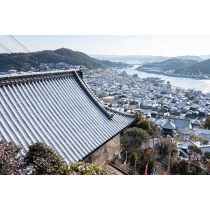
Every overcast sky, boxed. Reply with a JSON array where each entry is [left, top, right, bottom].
[[0, 35, 210, 57]]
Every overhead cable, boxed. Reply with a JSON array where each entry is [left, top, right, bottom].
[[0, 42, 13, 53], [9, 35, 30, 53]]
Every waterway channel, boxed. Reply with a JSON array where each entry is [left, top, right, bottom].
[[121, 65, 210, 94]]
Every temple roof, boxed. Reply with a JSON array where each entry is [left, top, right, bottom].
[[0, 70, 135, 162], [161, 121, 176, 130]]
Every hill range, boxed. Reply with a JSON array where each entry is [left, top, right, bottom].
[[137, 57, 210, 76], [1, 48, 210, 76], [0, 48, 130, 72]]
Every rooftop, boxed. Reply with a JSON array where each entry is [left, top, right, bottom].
[[161, 121, 176, 130], [0, 70, 135, 163]]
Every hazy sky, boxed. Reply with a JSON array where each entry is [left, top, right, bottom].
[[0, 35, 210, 56]]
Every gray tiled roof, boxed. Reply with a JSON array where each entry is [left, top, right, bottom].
[[161, 121, 176, 130], [191, 119, 201, 126], [0, 70, 135, 163], [174, 118, 191, 129]]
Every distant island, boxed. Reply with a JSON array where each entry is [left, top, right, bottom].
[[136, 57, 210, 79], [0, 48, 131, 73]]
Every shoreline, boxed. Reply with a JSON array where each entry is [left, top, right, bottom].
[[121, 67, 210, 94], [136, 69, 210, 80]]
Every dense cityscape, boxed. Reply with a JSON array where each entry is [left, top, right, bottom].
[[83, 67, 210, 174]]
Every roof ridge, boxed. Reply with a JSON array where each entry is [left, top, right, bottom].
[[105, 107, 136, 118], [0, 69, 114, 119], [0, 69, 80, 86], [188, 140, 200, 147], [175, 118, 190, 121], [74, 71, 114, 119]]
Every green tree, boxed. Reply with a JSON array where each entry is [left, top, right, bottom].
[[154, 137, 177, 161], [129, 151, 138, 166], [203, 151, 210, 161], [201, 139, 209, 145], [121, 127, 150, 152], [149, 121, 160, 137], [188, 145, 203, 158], [189, 134, 204, 142], [0, 140, 23, 175], [134, 112, 160, 136], [68, 162, 110, 175], [170, 158, 207, 175], [24, 142, 68, 175], [205, 161, 210, 175], [170, 158, 206, 175], [136, 119, 151, 133], [188, 159, 205, 175], [135, 147, 155, 175], [135, 112, 144, 122], [134, 112, 152, 133], [170, 159, 189, 175], [0, 141, 112, 175], [204, 116, 210, 129]]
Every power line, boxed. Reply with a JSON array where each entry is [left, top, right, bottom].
[[9, 35, 30, 53], [0, 42, 13, 53], [0, 42, 24, 68], [0, 36, 40, 72], [3, 35, 41, 71], [8, 35, 39, 63]]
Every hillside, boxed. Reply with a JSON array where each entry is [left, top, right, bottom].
[[92, 54, 169, 63], [176, 55, 203, 61], [178, 58, 210, 75], [0, 48, 130, 72], [138, 58, 198, 71]]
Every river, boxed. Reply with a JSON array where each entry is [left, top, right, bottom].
[[120, 65, 210, 94]]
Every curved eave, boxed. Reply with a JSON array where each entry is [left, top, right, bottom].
[[0, 69, 136, 163]]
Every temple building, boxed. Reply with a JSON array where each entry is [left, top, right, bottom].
[[0, 70, 136, 165]]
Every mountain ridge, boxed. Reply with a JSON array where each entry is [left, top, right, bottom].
[[0, 48, 130, 72], [137, 57, 210, 76], [138, 58, 199, 70]]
